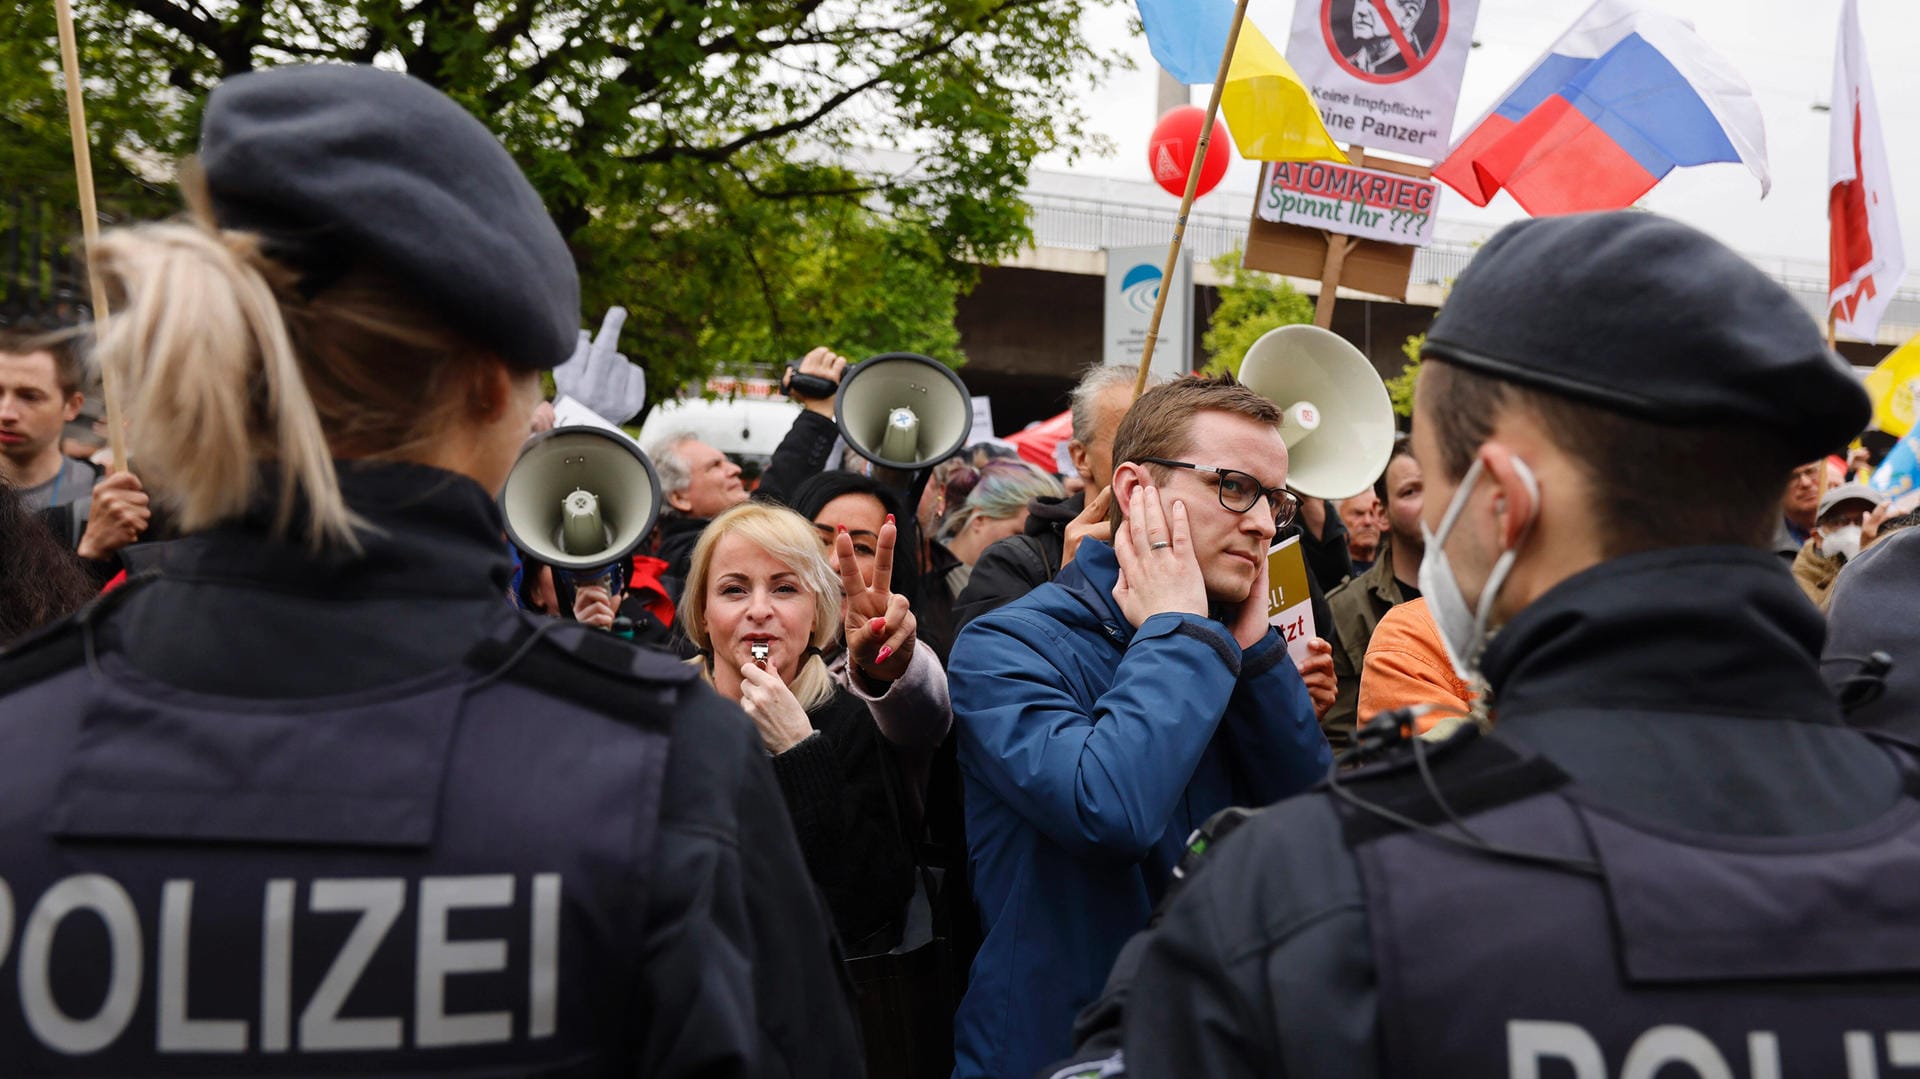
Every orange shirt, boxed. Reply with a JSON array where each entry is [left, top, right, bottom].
[[1358, 597, 1477, 733]]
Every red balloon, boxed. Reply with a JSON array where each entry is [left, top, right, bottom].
[[1147, 105, 1230, 199]]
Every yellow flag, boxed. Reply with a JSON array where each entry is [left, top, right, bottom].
[[1220, 21, 1349, 163], [1865, 333, 1920, 437]]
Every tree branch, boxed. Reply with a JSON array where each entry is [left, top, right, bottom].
[[489, 0, 539, 49], [721, 160, 894, 202], [613, 0, 1043, 167], [119, 0, 223, 53]]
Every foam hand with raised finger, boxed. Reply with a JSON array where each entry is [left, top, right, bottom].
[[553, 307, 647, 424]]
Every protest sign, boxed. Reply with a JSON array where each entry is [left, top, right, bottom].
[[1266, 534, 1317, 669], [1257, 159, 1437, 247], [553, 394, 642, 447], [971, 396, 996, 441], [1285, 0, 1480, 161]]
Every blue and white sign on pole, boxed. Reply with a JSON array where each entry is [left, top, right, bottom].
[[1104, 244, 1192, 378]]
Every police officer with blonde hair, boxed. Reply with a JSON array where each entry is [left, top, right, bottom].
[[0, 64, 858, 1075], [1050, 212, 1920, 1079]]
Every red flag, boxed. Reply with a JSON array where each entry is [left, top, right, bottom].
[[1829, 0, 1904, 341]]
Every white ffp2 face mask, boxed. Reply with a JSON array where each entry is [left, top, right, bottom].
[[1416, 456, 1540, 683], [1822, 523, 1863, 562]]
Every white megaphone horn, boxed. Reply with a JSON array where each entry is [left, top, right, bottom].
[[833, 352, 975, 471], [1237, 325, 1397, 501], [500, 426, 662, 579]]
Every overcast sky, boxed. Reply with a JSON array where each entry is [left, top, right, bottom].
[[1042, 0, 1920, 282]]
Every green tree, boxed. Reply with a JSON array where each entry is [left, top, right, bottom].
[[3, 0, 1121, 389], [1201, 249, 1314, 376], [1384, 333, 1422, 419]]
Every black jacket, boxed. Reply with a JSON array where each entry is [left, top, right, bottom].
[[756, 409, 839, 508], [771, 685, 917, 953], [654, 409, 840, 596], [952, 492, 1082, 635], [1059, 547, 1903, 1079], [917, 538, 962, 664], [7, 461, 862, 1078], [1301, 499, 1354, 596]]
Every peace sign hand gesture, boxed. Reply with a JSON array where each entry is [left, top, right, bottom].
[[836, 515, 917, 682]]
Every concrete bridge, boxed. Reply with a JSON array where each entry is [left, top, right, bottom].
[[957, 165, 1916, 436]]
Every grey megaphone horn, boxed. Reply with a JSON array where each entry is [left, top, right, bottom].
[[1237, 325, 1397, 501], [500, 426, 661, 577], [834, 352, 975, 471]]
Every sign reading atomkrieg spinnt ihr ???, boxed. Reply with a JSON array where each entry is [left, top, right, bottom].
[[1256, 161, 1437, 247]]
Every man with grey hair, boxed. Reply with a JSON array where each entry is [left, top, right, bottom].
[[647, 347, 848, 589], [954, 364, 1160, 632], [646, 430, 750, 584]]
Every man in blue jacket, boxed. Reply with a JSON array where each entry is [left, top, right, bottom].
[[948, 374, 1332, 1079]]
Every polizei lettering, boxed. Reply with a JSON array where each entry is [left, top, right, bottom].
[[1510, 1020, 1920, 1078], [0, 872, 562, 1055]]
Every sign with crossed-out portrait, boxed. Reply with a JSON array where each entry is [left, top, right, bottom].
[[1285, 0, 1481, 161]]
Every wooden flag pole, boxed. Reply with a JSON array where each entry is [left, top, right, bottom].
[[53, 0, 126, 472], [1313, 145, 1365, 329], [1134, 0, 1253, 402]]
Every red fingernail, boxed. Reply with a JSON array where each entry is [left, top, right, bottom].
[[837, 524, 847, 533], [876, 646, 894, 664], [869, 617, 886, 632], [886, 514, 895, 524]]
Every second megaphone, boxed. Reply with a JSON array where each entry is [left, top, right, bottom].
[[500, 426, 662, 576], [1237, 325, 1397, 501], [834, 352, 974, 471]]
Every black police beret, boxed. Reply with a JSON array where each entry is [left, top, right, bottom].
[[199, 63, 578, 370], [1423, 212, 1869, 459]]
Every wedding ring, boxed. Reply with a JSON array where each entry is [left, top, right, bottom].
[[1150, 541, 1171, 550]]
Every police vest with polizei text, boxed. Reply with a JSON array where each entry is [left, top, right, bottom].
[[0, 609, 688, 1075], [1339, 730, 1920, 1079]]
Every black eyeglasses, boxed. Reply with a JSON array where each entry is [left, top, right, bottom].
[[1135, 458, 1300, 527]]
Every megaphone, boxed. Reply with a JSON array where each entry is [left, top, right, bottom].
[[834, 352, 974, 471], [500, 426, 661, 578], [1238, 325, 1397, 501]]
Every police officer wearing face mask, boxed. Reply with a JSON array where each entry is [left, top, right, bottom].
[[0, 65, 860, 1076], [1046, 211, 1920, 1079]]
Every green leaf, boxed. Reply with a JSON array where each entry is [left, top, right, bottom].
[[2, 0, 1122, 392], [1201, 248, 1315, 376]]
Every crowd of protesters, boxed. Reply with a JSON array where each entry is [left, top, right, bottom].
[[9, 60, 1920, 1079]]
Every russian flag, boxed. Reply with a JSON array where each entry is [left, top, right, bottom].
[[1434, 0, 1769, 217]]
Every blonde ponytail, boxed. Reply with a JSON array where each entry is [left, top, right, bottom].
[[87, 167, 501, 551], [91, 222, 357, 550]]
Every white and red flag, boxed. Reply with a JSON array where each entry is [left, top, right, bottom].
[[1829, 0, 1904, 341]]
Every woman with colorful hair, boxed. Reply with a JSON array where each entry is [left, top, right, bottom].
[[938, 458, 1065, 597]]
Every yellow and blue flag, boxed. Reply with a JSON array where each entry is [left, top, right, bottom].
[[1135, 0, 1347, 163]]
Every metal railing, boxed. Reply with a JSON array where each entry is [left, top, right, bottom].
[[1020, 190, 1920, 344]]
